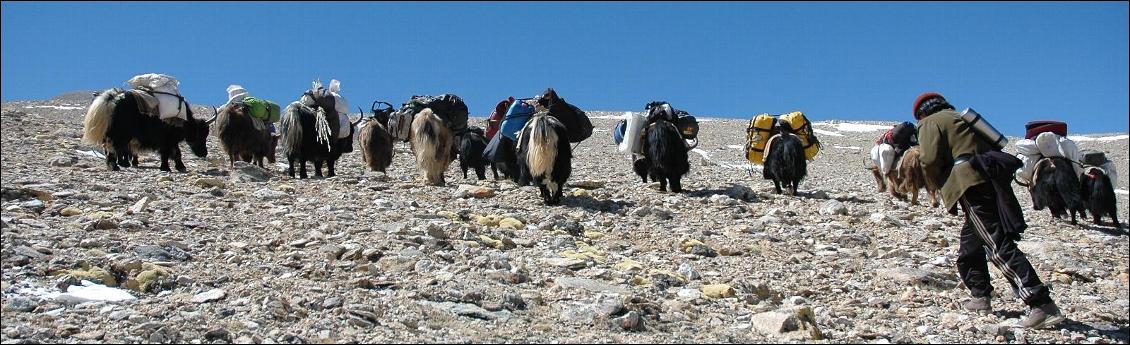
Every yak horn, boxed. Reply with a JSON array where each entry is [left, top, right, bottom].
[[206, 106, 219, 124], [351, 112, 363, 127]]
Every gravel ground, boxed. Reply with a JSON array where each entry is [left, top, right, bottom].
[[2, 97, 1127, 344]]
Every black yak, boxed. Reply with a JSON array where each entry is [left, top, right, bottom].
[[214, 104, 278, 168], [763, 121, 807, 196], [279, 100, 359, 179], [459, 126, 489, 180], [82, 89, 213, 172], [1029, 157, 1086, 224], [1080, 167, 1121, 228], [634, 120, 690, 192], [358, 104, 395, 174], [517, 111, 571, 205]]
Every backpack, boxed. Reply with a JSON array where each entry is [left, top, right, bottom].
[[676, 114, 699, 140], [745, 113, 777, 164], [499, 99, 536, 141], [613, 119, 627, 145], [240, 97, 281, 123], [405, 94, 469, 134], [388, 108, 414, 142], [779, 111, 820, 161], [556, 102, 593, 143], [486, 97, 514, 140]]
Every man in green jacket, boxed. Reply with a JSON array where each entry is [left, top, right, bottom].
[[915, 92, 1062, 329]]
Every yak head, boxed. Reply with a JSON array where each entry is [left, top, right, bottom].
[[186, 107, 217, 158]]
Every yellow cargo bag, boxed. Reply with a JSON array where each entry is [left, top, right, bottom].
[[745, 113, 777, 164], [779, 111, 820, 161]]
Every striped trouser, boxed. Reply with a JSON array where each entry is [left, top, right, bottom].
[[956, 183, 1053, 307]]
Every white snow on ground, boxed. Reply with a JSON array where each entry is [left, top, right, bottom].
[[1067, 135, 1129, 142], [17, 280, 136, 304], [834, 145, 862, 150], [822, 123, 892, 132], [1116, 189, 1129, 196], [813, 129, 844, 137], [691, 148, 761, 171], [25, 105, 84, 110], [74, 149, 106, 159], [726, 145, 744, 150]]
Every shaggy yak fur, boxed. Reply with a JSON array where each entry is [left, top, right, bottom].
[[459, 127, 489, 180], [1030, 157, 1087, 224], [762, 121, 807, 196], [1079, 166, 1121, 228], [409, 108, 456, 186], [885, 146, 938, 207], [82, 88, 212, 172], [215, 104, 278, 168], [359, 118, 394, 174], [633, 120, 690, 192], [279, 102, 359, 179], [517, 112, 571, 205]]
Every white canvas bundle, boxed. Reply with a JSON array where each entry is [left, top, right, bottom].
[[337, 113, 351, 139], [1016, 153, 1041, 185], [870, 143, 896, 176], [618, 111, 645, 154], [127, 73, 187, 120]]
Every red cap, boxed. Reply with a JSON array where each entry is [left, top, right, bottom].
[[913, 92, 945, 119]]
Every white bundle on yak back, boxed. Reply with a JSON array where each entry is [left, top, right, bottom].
[[870, 143, 896, 176], [1034, 132, 1083, 177], [618, 111, 646, 154], [1014, 139, 1042, 185], [127, 73, 188, 120]]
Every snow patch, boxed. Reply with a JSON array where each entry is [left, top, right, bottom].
[[834, 145, 862, 150], [1067, 135, 1129, 142], [25, 105, 84, 110], [74, 149, 106, 159], [726, 145, 744, 150], [823, 123, 891, 132], [1116, 189, 1129, 196], [18, 280, 136, 304], [813, 129, 844, 137]]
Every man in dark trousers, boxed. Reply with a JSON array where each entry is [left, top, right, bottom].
[[915, 92, 1063, 329]]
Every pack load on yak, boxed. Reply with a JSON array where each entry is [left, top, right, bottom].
[[499, 98, 537, 141], [613, 101, 698, 153], [745, 111, 820, 164], [779, 111, 820, 161], [744, 113, 776, 164], [1013, 121, 1116, 186], [297, 79, 352, 139], [388, 93, 469, 141], [485, 97, 514, 140], [222, 85, 280, 131], [871, 121, 918, 176], [126, 73, 190, 121]]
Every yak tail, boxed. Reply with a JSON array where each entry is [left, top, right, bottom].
[[526, 115, 560, 178], [411, 109, 451, 185], [82, 88, 122, 146], [281, 102, 305, 156]]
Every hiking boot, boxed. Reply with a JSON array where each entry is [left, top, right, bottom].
[[961, 297, 992, 314], [1021, 302, 1065, 329]]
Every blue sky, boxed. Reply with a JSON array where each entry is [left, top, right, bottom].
[[2, 2, 1127, 135]]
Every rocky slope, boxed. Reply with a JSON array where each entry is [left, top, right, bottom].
[[2, 99, 1127, 344]]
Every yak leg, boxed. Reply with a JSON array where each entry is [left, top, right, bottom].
[[909, 186, 920, 206], [327, 160, 336, 177], [870, 168, 886, 192], [157, 146, 173, 172], [172, 147, 187, 172], [287, 157, 296, 178], [552, 183, 564, 205], [475, 165, 486, 180], [669, 176, 683, 193], [657, 175, 667, 192], [928, 189, 939, 208], [773, 180, 782, 194], [313, 160, 324, 178], [299, 159, 309, 179]]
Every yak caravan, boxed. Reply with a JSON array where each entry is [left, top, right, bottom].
[[4, 2, 1129, 344]]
